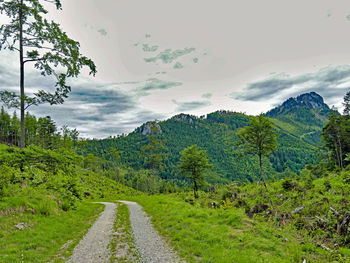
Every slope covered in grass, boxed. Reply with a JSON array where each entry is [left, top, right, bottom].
[[0, 144, 135, 262], [127, 167, 350, 263]]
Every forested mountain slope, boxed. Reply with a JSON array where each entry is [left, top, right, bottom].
[[81, 92, 334, 183]]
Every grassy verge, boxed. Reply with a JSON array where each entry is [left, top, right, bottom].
[[129, 194, 334, 263], [109, 202, 140, 263], [0, 200, 104, 262]]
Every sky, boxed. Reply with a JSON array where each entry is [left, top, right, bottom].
[[1, 0, 350, 138]]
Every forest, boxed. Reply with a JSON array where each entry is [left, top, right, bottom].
[[1, 0, 350, 261]]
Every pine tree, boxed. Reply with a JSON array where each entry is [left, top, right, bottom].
[[0, 0, 96, 147]]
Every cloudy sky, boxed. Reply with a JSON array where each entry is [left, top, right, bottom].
[[1, 0, 350, 138]]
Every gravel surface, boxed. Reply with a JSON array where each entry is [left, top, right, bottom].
[[119, 200, 179, 263], [67, 202, 117, 263]]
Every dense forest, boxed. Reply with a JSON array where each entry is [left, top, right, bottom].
[[80, 92, 335, 186]]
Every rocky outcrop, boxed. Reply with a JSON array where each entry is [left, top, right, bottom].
[[266, 92, 330, 117], [140, 122, 162, 136], [172, 113, 196, 124]]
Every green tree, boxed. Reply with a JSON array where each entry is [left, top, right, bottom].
[[322, 113, 350, 169], [343, 90, 350, 116], [140, 125, 166, 174], [236, 114, 278, 189], [0, 0, 96, 147], [178, 145, 213, 198]]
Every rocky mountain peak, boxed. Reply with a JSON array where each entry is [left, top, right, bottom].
[[172, 113, 197, 123], [266, 92, 329, 117]]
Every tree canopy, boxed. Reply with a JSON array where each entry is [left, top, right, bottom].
[[178, 144, 213, 198], [0, 0, 96, 147], [236, 114, 278, 188]]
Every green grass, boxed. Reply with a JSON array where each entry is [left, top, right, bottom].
[[109, 202, 140, 263], [128, 194, 336, 263], [0, 200, 104, 262]]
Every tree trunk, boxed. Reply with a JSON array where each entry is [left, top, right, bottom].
[[259, 153, 268, 189], [193, 179, 198, 199], [19, 0, 25, 148], [337, 135, 343, 170], [334, 141, 341, 168]]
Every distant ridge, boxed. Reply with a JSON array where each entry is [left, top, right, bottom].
[[266, 92, 330, 118], [81, 92, 335, 183]]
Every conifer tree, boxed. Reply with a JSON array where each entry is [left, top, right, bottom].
[[0, 0, 96, 147], [343, 90, 350, 116]]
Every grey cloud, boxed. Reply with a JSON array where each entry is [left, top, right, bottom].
[[346, 14, 350, 21], [173, 62, 184, 69], [97, 28, 107, 36], [144, 47, 195, 64], [135, 78, 182, 96], [202, 93, 212, 99], [0, 61, 172, 138], [142, 44, 159, 52], [235, 66, 350, 103], [14, 76, 141, 138], [173, 100, 211, 112]]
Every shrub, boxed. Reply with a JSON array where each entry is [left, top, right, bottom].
[[61, 199, 71, 211], [36, 199, 55, 216], [0, 165, 11, 197], [282, 178, 293, 191]]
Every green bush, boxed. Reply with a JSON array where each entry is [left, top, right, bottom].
[[61, 199, 71, 211], [36, 199, 55, 216], [282, 178, 293, 191]]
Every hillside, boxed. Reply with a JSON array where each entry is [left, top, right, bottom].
[[80, 92, 334, 184]]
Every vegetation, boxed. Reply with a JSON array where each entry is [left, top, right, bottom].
[[0, 137, 135, 261], [80, 93, 332, 186], [110, 203, 140, 262], [236, 114, 278, 188], [322, 113, 350, 170], [178, 145, 213, 198], [0, 0, 96, 147], [1, 90, 350, 262]]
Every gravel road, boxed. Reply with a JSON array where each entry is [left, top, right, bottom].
[[119, 200, 179, 263], [67, 202, 117, 263]]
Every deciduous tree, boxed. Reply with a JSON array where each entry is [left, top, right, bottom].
[[236, 114, 278, 189], [0, 0, 96, 147], [178, 144, 213, 198]]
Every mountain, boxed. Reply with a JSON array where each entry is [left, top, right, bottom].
[[80, 92, 334, 184]]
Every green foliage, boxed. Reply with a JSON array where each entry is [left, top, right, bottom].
[[322, 113, 350, 169], [178, 145, 213, 198], [343, 90, 350, 116], [236, 114, 278, 157], [236, 114, 278, 188], [0, 200, 104, 262], [0, 0, 96, 147], [0, 107, 79, 149], [80, 104, 329, 185], [281, 178, 293, 191], [129, 194, 330, 263], [139, 125, 166, 172], [0, 0, 96, 107]]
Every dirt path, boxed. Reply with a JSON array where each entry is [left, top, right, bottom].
[[119, 200, 179, 263], [67, 202, 117, 263]]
